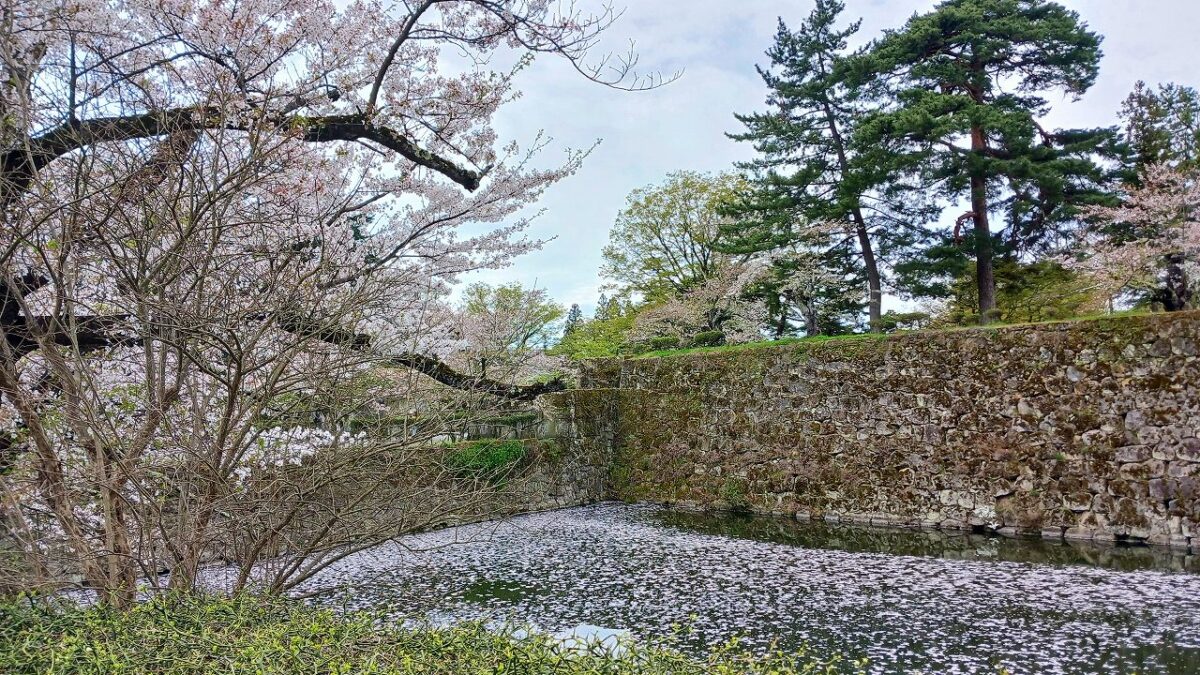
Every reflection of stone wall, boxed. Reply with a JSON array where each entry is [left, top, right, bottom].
[[551, 312, 1200, 551]]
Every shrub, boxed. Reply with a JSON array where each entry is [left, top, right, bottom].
[[445, 439, 528, 478], [690, 330, 726, 348], [871, 311, 931, 333], [646, 335, 681, 351], [0, 594, 863, 674], [719, 478, 751, 512]]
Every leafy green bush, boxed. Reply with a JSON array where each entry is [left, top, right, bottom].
[[445, 439, 527, 478], [0, 594, 863, 674], [690, 330, 726, 348], [646, 335, 681, 351], [719, 478, 751, 512]]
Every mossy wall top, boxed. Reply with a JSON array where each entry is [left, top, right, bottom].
[[574, 312, 1200, 550]]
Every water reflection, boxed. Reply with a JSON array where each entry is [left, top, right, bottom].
[[300, 503, 1200, 674], [656, 508, 1200, 574]]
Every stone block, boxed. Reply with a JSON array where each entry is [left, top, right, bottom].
[[1152, 445, 1177, 461], [1168, 462, 1198, 478], [1135, 426, 1164, 446], [1063, 492, 1092, 512], [1167, 476, 1198, 501], [1041, 526, 1066, 541], [1178, 438, 1200, 463], [1148, 478, 1167, 503], [1114, 445, 1150, 463], [1118, 460, 1165, 481], [1064, 526, 1095, 541], [1171, 337, 1198, 356], [1150, 338, 1172, 357]]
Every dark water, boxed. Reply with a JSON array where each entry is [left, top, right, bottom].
[[295, 503, 1200, 674], [657, 508, 1200, 574]]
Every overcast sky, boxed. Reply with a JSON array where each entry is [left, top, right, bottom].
[[466, 0, 1200, 315]]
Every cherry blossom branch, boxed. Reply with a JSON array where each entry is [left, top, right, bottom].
[[367, 0, 442, 114], [2, 107, 482, 206], [271, 313, 565, 401], [2, 308, 563, 401]]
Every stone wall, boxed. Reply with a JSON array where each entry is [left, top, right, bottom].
[[424, 408, 613, 528], [549, 312, 1200, 551]]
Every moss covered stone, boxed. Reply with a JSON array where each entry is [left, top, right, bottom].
[[555, 311, 1200, 551]]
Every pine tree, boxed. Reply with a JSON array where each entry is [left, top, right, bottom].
[[1120, 81, 1200, 176], [563, 303, 584, 336], [594, 293, 611, 320], [854, 0, 1112, 323], [727, 0, 930, 331]]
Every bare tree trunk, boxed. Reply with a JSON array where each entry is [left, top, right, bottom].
[[822, 100, 884, 331], [95, 451, 137, 608], [775, 295, 790, 338], [802, 301, 819, 338]]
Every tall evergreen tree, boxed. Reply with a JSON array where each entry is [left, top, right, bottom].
[[854, 0, 1111, 322], [563, 303, 584, 336], [1120, 81, 1200, 176], [728, 0, 929, 330]]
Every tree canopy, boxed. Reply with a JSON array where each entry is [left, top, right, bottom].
[[601, 171, 744, 302], [728, 0, 931, 329], [852, 0, 1113, 321]]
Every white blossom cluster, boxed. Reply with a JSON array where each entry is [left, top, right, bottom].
[[1, 0, 620, 596]]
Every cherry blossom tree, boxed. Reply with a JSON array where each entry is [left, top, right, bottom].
[[631, 247, 848, 346], [1073, 164, 1200, 311], [0, 0, 657, 605], [452, 281, 564, 382], [630, 259, 770, 346]]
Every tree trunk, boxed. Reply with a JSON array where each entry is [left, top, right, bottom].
[[850, 206, 883, 331], [822, 100, 884, 331], [802, 300, 819, 337], [970, 125, 996, 323], [1161, 252, 1192, 311], [97, 466, 137, 608], [775, 294, 789, 338]]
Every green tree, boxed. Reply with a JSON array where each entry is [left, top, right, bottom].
[[601, 172, 744, 302], [552, 297, 641, 359], [593, 292, 636, 321], [563, 303, 584, 336], [1120, 81, 1200, 176], [855, 0, 1112, 322], [942, 259, 1102, 324], [728, 1, 931, 330]]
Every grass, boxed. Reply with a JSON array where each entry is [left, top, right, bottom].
[[633, 332, 887, 359], [631, 308, 1174, 360], [0, 593, 863, 674], [444, 438, 528, 478]]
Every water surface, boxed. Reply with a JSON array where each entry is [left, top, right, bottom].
[[299, 503, 1200, 674]]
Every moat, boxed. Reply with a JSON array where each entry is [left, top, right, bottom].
[[286, 503, 1200, 674]]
